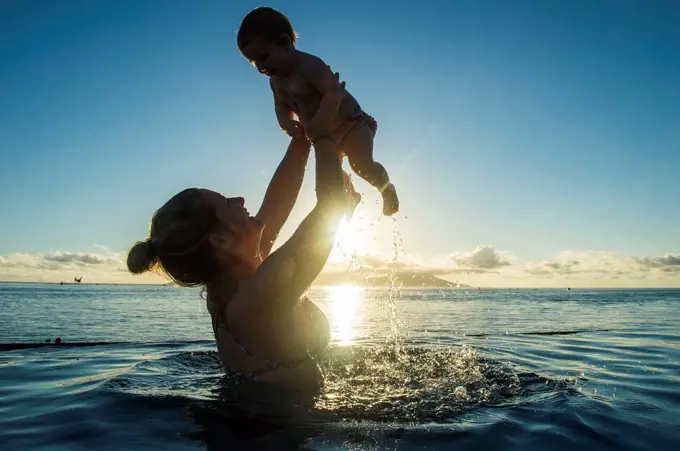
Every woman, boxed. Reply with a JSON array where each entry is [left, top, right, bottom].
[[126, 91, 357, 390]]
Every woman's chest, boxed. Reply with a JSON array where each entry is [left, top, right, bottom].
[[265, 300, 330, 352], [294, 299, 330, 351]]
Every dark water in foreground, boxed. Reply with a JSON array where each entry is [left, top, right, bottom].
[[1, 283, 679, 450]]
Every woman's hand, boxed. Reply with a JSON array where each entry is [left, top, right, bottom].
[[290, 133, 311, 153], [303, 119, 324, 143], [282, 119, 304, 138]]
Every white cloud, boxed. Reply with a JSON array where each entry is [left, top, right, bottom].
[[525, 259, 581, 275], [635, 254, 680, 273], [329, 245, 515, 276], [523, 251, 680, 281], [94, 244, 109, 252], [326, 253, 454, 276], [44, 251, 118, 265], [450, 245, 512, 271], [0, 251, 160, 284]]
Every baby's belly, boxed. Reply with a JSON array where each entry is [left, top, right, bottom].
[[293, 91, 360, 126]]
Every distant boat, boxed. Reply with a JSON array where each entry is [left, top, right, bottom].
[[74, 277, 82, 283], [567, 287, 571, 291]]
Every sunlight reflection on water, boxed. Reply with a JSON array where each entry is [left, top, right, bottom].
[[328, 285, 363, 346]]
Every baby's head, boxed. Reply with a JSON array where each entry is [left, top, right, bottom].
[[237, 7, 297, 76]]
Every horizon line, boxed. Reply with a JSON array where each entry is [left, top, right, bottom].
[[1, 281, 679, 290]]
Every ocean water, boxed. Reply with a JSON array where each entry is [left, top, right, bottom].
[[1, 283, 679, 450]]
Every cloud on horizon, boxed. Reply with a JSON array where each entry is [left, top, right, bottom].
[[326, 247, 680, 287], [522, 251, 680, 281], [450, 245, 512, 272], [635, 254, 680, 273], [1, 247, 679, 287], [0, 250, 157, 283]]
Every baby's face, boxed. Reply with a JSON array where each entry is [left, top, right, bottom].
[[241, 38, 293, 77]]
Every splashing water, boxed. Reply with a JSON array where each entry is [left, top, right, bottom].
[[102, 345, 530, 424], [318, 344, 523, 423], [384, 218, 405, 350], [342, 216, 406, 350]]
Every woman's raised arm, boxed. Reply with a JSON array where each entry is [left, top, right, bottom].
[[240, 135, 350, 307], [255, 136, 311, 260]]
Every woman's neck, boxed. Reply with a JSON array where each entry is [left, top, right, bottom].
[[207, 255, 260, 300]]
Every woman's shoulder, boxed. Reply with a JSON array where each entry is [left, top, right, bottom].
[[223, 281, 296, 324], [230, 261, 298, 310]]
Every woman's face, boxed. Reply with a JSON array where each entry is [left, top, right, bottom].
[[201, 189, 264, 257]]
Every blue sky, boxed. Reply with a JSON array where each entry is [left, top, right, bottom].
[[1, 0, 679, 286]]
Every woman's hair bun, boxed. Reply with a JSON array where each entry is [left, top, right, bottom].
[[127, 240, 157, 274]]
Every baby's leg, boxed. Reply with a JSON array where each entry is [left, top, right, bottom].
[[342, 123, 399, 216]]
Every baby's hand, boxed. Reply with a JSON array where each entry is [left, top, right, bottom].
[[282, 120, 303, 137], [331, 68, 346, 90]]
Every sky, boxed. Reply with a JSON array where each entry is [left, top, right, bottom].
[[0, 0, 679, 287]]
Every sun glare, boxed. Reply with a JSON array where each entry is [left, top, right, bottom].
[[330, 215, 369, 263], [328, 284, 363, 346]]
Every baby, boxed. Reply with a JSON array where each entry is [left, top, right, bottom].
[[237, 7, 399, 216]]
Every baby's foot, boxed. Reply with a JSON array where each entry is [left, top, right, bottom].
[[343, 171, 362, 210], [381, 184, 399, 216]]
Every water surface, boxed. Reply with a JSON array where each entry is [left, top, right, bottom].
[[1, 283, 679, 450]]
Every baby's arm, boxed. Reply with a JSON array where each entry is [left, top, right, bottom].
[[270, 79, 302, 137], [301, 55, 344, 138]]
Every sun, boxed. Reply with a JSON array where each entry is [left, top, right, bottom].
[[330, 215, 369, 263]]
